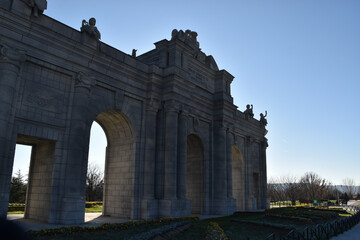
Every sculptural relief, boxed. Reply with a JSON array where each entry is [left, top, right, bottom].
[[0, 43, 26, 63]]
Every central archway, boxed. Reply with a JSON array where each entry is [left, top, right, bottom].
[[92, 109, 136, 218], [232, 146, 245, 211], [186, 134, 205, 214]]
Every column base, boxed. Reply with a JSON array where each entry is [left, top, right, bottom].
[[158, 198, 191, 218], [60, 196, 85, 224], [212, 198, 236, 215], [246, 196, 257, 211], [141, 198, 159, 219]]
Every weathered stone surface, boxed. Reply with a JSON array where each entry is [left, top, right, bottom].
[[0, 5, 268, 224]]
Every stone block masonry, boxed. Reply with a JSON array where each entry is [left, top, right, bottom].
[[0, 1, 268, 224]]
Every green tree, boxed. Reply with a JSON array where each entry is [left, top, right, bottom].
[[9, 169, 27, 203]]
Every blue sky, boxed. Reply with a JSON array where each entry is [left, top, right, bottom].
[[13, 0, 360, 185]]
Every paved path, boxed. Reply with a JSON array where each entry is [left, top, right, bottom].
[[7, 213, 128, 231], [7, 213, 227, 231], [331, 222, 360, 240]]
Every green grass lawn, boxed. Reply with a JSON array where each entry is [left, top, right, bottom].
[[85, 205, 103, 213], [8, 205, 103, 214], [28, 207, 352, 240]]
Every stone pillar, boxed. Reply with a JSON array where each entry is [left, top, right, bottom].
[[244, 136, 252, 210], [141, 99, 159, 218], [212, 121, 227, 214], [163, 101, 179, 200], [177, 109, 188, 200], [159, 101, 190, 217], [226, 130, 233, 199], [60, 72, 94, 224], [260, 140, 268, 209], [225, 128, 236, 213], [0, 44, 25, 219]]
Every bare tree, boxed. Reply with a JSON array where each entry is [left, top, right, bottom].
[[86, 164, 104, 201], [268, 177, 285, 204], [280, 175, 300, 205], [299, 172, 330, 202], [342, 178, 356, 199]]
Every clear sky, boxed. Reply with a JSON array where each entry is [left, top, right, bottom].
[[13, 0, 360, 185]]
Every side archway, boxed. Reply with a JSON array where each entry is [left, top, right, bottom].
[[186, 134, 205, 214], [92, 109, 136, 218], [232, 146, 245, 211]]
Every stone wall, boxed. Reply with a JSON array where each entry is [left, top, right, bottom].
[[0, 1, 268, 224]]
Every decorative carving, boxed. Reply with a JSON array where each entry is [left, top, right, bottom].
[[81, 18, 101, 40], [259, 111, 268, 127], [171, 29, 200, 49], [164, 100, 179, 113], [22, 0, 47, 17], [246, 136, 253, 145], [0, 43, 26, 64], [132, 49, 137, 58], [261, 139, 269, 149], [75, 72, 95, 90], [146, 98, 160, 112], [244, 104, 254, 120], [26, 94, 58, 108]]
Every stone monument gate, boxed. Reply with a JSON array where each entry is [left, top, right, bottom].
[[0, 1, 268, 224]]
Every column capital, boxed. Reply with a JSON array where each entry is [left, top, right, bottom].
[[74, 71, 95, 91], [179, 104, 189, 116], [0, 43, 26, 67], [164, 100, 180, 113], [146, 98, 161, 112], [261, 139, 269, 149], [246, 136, 254, 145]]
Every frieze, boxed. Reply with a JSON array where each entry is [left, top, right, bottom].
[[0, 43, 26, 65], [188, 67, 208, 88], [75, 71, 95, 90], [26, 94, 59, 108]]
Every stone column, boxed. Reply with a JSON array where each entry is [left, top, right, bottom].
[[212, 121, 227, 214], [0, 44, 25, 219], [226, 129, 233, 199], [61, 72, 94, 224], [177, 109, 188, 200], [141, 99, 159, 218], [163, 101, 179, 200], [260, 140, 268, 209], [244, 136, 252, 210]]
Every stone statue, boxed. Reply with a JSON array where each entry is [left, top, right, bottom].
[[171, 29, 200, 48], [132, 49, 137, 58], [81, 18, 101, 40], [23, 0, 47, 17], [260, 111, 268, 127], [244, 104, 254, 119]]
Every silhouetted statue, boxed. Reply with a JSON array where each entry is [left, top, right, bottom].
[[81, 18, 101, 40], [23, 0, 47, 17], [260, 111, 268, 126], [244, 104, 254, 119], [171, 29, 200, 48], [132, 49, 137, 57]]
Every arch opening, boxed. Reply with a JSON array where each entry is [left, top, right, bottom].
[[186, 134, 205, 214], [89, 110, 136, 219], [12, 135, 56, 222], [232, 146, 245, 211]]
